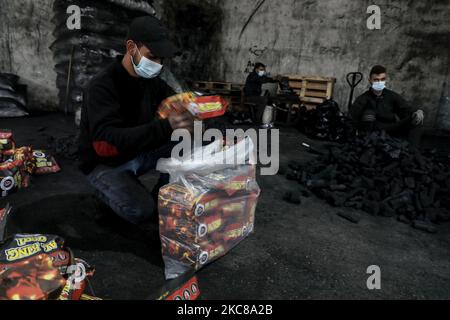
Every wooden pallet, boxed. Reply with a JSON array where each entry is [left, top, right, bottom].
[[191, 81, 243, 93], [190, 81, 244, 109], [286, 75, 336, 109]]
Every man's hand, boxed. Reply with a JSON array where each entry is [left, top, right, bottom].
[[412, 110, 425, 126], [167, 110, 195, 133]]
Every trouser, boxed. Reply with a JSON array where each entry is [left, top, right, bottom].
[[360, 114, 424, 148], [87, 143, 174, 225], [245, 96, 269, 124]]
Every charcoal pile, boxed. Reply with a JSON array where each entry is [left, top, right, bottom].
[[286, 131, 450, 233], [297, 100, 355, 142], [0, 73, 28, 118], [51, 0, 156, 116]]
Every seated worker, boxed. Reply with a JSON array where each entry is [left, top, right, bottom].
[[350, 65, 425, 147], [79, 16, 194, 225], [244, 62, 280, 125]]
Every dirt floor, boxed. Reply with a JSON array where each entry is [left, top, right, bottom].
[[1, 113, 450, 300]]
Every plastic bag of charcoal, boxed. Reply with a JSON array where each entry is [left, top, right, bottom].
[[156, 138, 260, 279], [0, 73, 28, 118]]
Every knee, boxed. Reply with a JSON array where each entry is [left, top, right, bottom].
[[128, 199, 156, 224]]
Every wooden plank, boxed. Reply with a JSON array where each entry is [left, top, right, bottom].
[[289, 81, 304, 90], [287, 75, 336, 82], [305, 82, 328, 91], [326, 81, 334, 99], [302, 96, 325, 104], [305, 90, 328, 99], [300, 80, 308, 100]]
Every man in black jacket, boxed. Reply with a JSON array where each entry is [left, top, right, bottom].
[[350, 65, 425, 147], [79, 16, 194, 225], [244, 62, 279, 125]]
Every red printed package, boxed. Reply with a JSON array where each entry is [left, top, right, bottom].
[[32, 150, 61, 175], [0, 159, 24, 197], [0, 130, 15, 151], [164, 275, 200, 301], [196, 241, 227, 267], [194, 95, 229, 120], [157, 92, 228, 120], [0, 233, 94, 300], [160, 212, 226, 243], [0, 204, 95, 300], [0, 147, 35, 194], [161, 236, 199, 267], [0, 204, 11, 242], [160, 237, 228, 271], [12, 147, 36, 178], [0, 254, 66, 301], [157, 138, 260, 279], [57, 258, 95, 301], [151, 271, 200, 301], [0, 234, 70, 273]]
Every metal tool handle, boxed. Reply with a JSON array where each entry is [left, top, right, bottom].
[[346, 72, 363, 88]]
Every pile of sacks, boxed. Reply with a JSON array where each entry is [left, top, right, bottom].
[[0, 73, 28, 118], [0, 130, 60, 198], [286, 131, 450, 233], [51, 0, 155, 115]]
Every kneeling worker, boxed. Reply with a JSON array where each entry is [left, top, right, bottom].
[[79, 16, 194, 225], [350, 65, 425, 147], [244, 62, 280, 125]]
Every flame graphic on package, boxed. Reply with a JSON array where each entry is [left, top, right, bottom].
[[0, 254, 66, 300]]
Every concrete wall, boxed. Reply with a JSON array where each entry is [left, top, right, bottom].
[[0, 0, 58, 111], [1, 0, 449, 129], [214, 0, 450, 128], [155, 0, 223, 82]]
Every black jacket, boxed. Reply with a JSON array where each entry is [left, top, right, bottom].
[[79, 56, 175, 175], [244, 71, 275, 96], [350, 89, 417, 124]]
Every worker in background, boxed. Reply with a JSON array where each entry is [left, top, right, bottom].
[[350, 65, 425, 148], [79, 16, 194, 226], [244, 62, 280, 126]]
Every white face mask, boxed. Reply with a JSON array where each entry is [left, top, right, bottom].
[[372, 81, 386, 92], [131, 45, 163, 79], [258, 70, 266, 77]]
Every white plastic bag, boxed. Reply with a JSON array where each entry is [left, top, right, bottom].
[[156, 137, 257, 182]]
